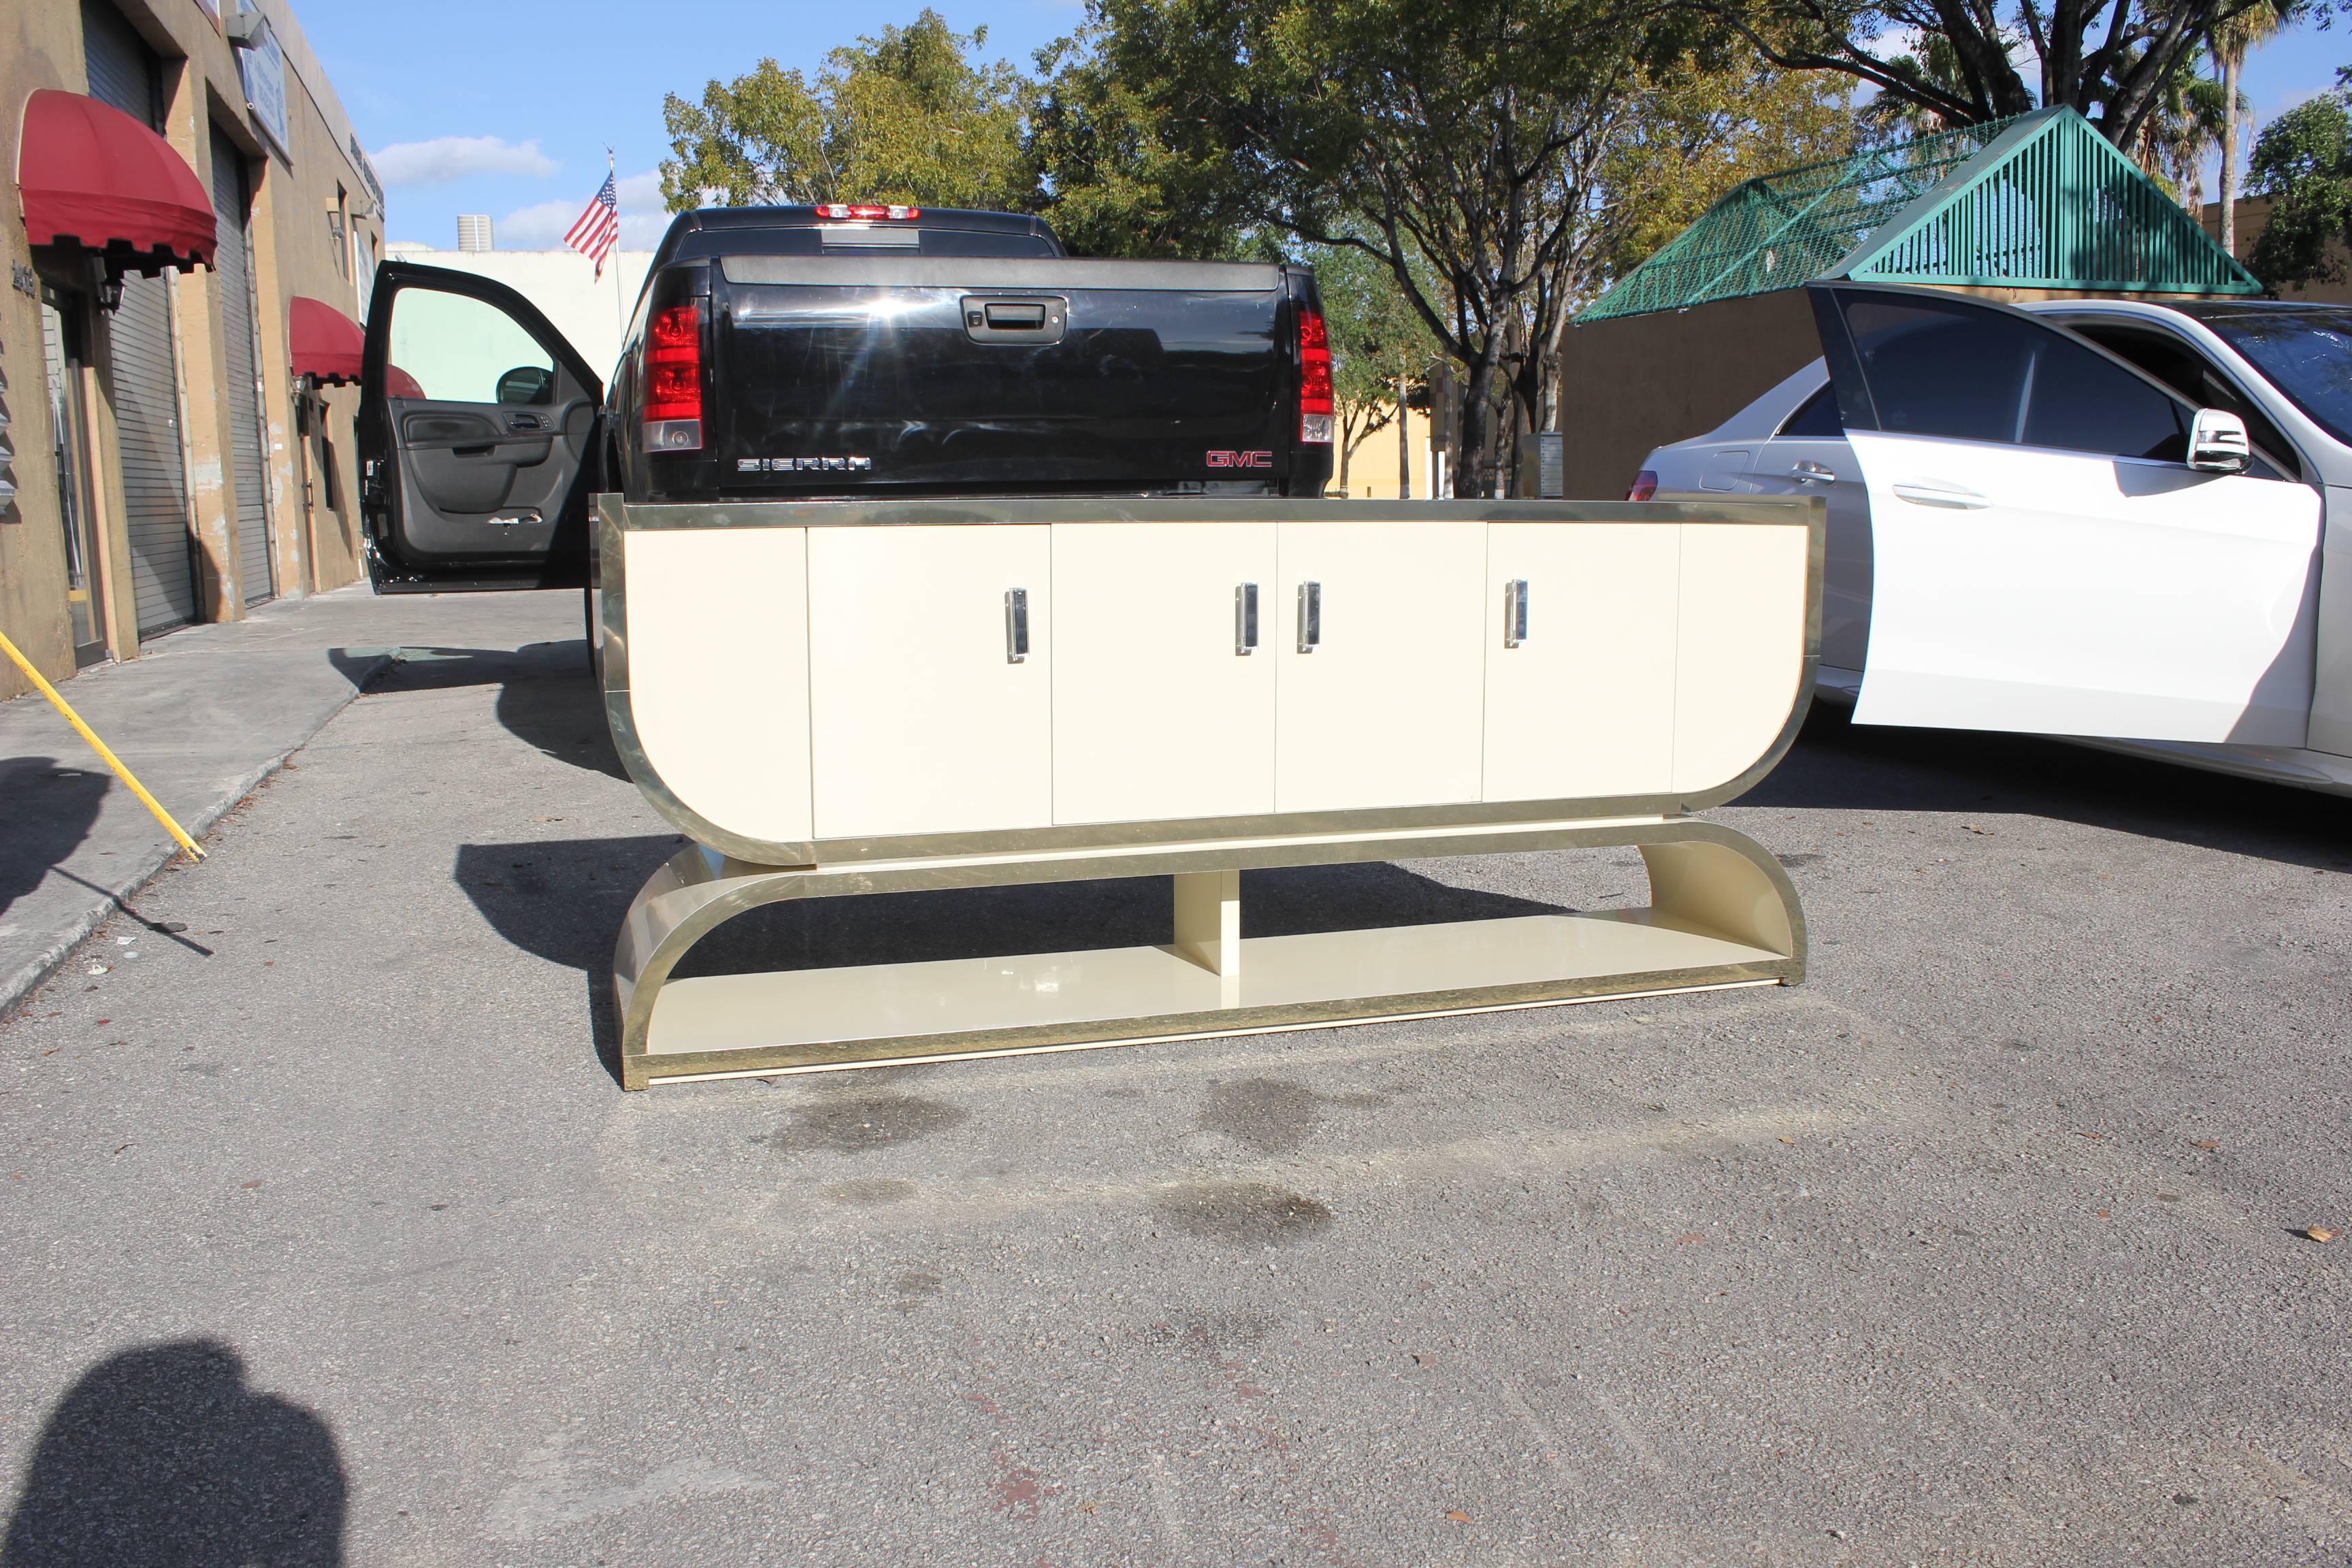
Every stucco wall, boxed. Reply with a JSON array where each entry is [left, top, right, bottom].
[[1556, 291, 1822, 502], [2200, 195, 2352, 305]]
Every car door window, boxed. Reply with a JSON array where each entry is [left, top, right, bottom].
[[1841, 295, 2034, 443], [2014, 330, 2185, 461], [2067, 323, 2296, 478], [387, 287, 558, 406], [1830, 290, 2187, 463]]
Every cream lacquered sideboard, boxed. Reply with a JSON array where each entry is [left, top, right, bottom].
[[599, 494, 1823, 1089]]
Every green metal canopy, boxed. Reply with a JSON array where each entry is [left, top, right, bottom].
[[1576, 106, 2260, 325]]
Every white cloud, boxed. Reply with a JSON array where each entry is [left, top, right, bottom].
[[374, 135, 559, 187], [496, 198, 580, 248], [500, 172, 672, 251]]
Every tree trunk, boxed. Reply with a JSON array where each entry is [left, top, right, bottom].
[[1457, 344, 1501, 499], [2220, 48, 2242, 255], [1396, 368, 1410, 500]]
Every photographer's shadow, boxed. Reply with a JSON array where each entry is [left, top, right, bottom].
[[1, 1339, 345, 1567]]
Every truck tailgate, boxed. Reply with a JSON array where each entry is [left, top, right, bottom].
[[712, 256, 1292, 495]]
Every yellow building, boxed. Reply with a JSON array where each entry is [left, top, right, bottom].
[[1328, 403, 1437, 500], [1, 0, 381, 698]]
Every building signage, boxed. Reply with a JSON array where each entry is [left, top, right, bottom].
[[232, 7, 291, 160]]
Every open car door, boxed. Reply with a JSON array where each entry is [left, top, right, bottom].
[[359, 261, 601, 592], [1807, 282, 2321, 745]]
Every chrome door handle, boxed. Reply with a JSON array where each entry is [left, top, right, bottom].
[[1503, 578, 1529, 647], [1296, 581, 1320, 653], [1791, 461, 1838, 484], [1892, 480, 1990, 509], [1004, 587, 1029, 663], [1235, 583, 1259, 655]]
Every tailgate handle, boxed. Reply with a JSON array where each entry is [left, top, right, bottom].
[[962, 295, 1067, 345]]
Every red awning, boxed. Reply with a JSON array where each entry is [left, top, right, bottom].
[[17, 89, 214, 273], [289, 296, 365, 385]]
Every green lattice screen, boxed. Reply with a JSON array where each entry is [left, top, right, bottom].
[[1577, 108, 2259, 324]]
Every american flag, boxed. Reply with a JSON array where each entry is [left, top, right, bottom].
[[564, 172, 619, 278]]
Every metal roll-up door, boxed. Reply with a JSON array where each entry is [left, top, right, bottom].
[[209, 131, 274, 605], [82, 0, 201, 635]]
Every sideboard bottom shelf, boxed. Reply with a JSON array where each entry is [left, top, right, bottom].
[[612, 817, 1808, 1090]]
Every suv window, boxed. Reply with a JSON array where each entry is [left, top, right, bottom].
[[1837, 292, 2185, 461], [388, 286, 555, 404], [2068, 322, 2297, 477]]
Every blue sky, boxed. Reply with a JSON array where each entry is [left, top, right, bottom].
[[304, 0, 1085, 250], [301, 1, 2347, 252]]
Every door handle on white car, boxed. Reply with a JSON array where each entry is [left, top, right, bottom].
[[1891, 480, 1991, 509], [1791, 461, 1838, 484]]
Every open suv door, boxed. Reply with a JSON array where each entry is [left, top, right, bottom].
[[359, 261, 600, 592]]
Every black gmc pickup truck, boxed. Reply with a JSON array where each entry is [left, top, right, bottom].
[[357, 205, 1334, 593]]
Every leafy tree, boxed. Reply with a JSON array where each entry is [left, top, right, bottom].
[[1037, 0, 1856, 495], [1309, 243, 1437, 494], [2247, 75, 2352, 288], [660, 12, 1032, 212], [2212, 0, 2301, 250], [1686, 0, 2325, 153], [1026, 26, 1262, 257]]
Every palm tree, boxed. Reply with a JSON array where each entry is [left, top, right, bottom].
[[2129, 52, 2232, 208], [2213, 1, 2300, 252]]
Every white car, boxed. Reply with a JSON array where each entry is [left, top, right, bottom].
[[1635, 282, 2352, 795]]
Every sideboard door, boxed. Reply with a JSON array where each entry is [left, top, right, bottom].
[[1481, 521, 1680, 803], [807, 524, 1054, 840], [1051, 521, 1279, 825], [1272, 518, 1487, 813]]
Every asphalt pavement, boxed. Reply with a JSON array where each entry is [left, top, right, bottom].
[[0, 587, 2347, 1566]]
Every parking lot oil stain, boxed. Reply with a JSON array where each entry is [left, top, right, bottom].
[[1155, 1181, 1333, 1243], [774, 1095, 969, 1154], [823, 1178, 917, 1205], [1198, 1077, 1385, 1156]]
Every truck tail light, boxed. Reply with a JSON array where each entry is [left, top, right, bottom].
[[1297, 306, 1334, 444], [1627, 469, 1658, 502], [642, 301, 703, 452], [818, 203, 920, 220]]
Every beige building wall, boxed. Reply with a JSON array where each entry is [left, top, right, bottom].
[[1329, 404, 1436, 500], [0, 0, 381, 701]]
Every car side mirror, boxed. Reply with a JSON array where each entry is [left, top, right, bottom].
[[2189, 408, 2251, 474], [496, 365, 555, 406]]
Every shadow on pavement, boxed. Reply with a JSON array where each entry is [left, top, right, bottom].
[[0, 1339, 346, 1567], [0, 757, 110, 922], [336, 641, 625, 780], [1748, 704, 2352, 869], [453, 840, 1566, 1086]]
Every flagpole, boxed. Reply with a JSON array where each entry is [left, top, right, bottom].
[[607, 147, 626, 355]]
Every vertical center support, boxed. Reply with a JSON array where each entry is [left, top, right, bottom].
[[1172, 868, 1243, 1004]]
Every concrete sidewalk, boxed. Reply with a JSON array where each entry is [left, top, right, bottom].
[[0, 583, 580, 1015]]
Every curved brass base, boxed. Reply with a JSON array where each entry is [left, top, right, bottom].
[[611, 816, 1805, 1090]]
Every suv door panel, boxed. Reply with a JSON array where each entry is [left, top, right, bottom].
[[359, 261, 601, 591]]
